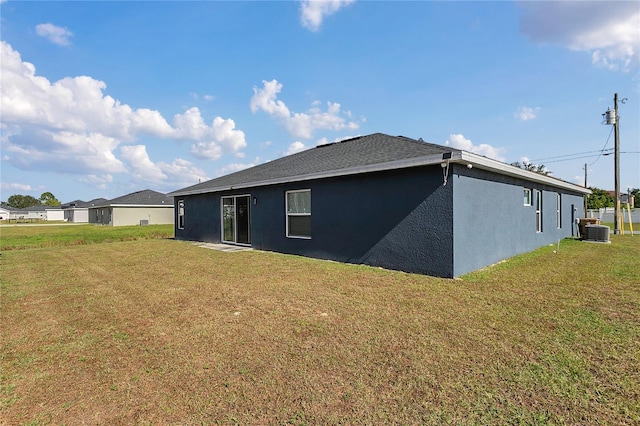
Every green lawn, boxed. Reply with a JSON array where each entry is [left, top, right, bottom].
[[1, 226, 638, 424], [0, 223, 174, 250]]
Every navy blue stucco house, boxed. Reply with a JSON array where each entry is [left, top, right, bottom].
[[169, 133, 590, 278]]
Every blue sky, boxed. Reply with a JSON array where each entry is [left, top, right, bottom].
[[1, 0, 639, 203]]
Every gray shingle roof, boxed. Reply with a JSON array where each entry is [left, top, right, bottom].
[[62, 198, 108, 209], [171, 133, 459, 196], [92, 190, 173, 207]]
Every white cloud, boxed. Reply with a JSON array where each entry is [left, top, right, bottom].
[[1, 182, 34, 192], [316, 134, 359, 146], [76, 174, 113, 191], [249, 79, 291, 118], [120, 145, 210, 188], [250, 79, 361, 139], [515, 106, 540, 121], [285, 141, 308, 155], [120, 145, 168, 182], [0, 41, 246, 178], [189, 92, 215, 102], [174, 110, 246, 158], [189, 142, 223, 160], [216, 159, 261, 177], [519, 2, 640, 72], [2, 127, 127, 174], [35, 23, 73, 46], [300, 0, 355, 32], [156, 158, 209, 188], [445, 134, 506, 162]]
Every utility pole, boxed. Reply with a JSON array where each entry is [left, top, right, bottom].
[[584, 163, 588, 215], [614, 93, 620, 235]]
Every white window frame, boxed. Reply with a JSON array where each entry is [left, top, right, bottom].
[[523, 188, 532, 206], [177, 200, 185, 230], [286, 189, 311, 239], [556, 193, 561, 229], [535, 189, 543, 233]]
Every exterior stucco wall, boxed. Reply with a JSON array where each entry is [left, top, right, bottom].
[[88, 207, 111, 225], [452, 164, 585, 276], [65, 208, 89, 223], [176, 163, 586, 278], [111, 206, 174, 226], [46, 210, 65, 221], [175, 193, 222, 242], [176, 166, 455, 277]]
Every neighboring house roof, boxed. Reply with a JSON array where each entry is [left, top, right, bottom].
[[0, 204, 20, 212], [61, 199, 84, 209], [90, 190, 173, 207], [22, 205, 48, 212], [61, 198, 109, 209], [170, 133, 590, 197]]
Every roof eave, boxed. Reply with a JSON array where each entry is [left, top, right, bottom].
[[169, 150, 591, 197], [88, 204, 174, 208], [457, 152, 591, 195], [169, 152, 453, 197]]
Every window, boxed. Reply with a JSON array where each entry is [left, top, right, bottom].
[[535, 189, 543, 232], [177, 200, 185, 230], [286, 189, 311, 238], [523, 188, 532, 206], [556, 193, 561, 229]]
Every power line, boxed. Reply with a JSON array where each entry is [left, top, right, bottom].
[[543, 153, 612, 164], [529, 148, 613, 163], [527, 127, 615, 166], [588, 126, 615, 166], [542, 150, 638, 164]]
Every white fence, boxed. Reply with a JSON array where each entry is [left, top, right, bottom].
[[587, 207, 640, 223]]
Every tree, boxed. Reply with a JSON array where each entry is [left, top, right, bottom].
[[6, 194, 42, 209], [510, 161, 551, 176], [39, 192, 61, 207], [629, 188, 639, 207], [586, 187, 614, 210]]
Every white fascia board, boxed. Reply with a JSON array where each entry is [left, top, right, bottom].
[[89, 204, 173, 208], [457, 151, 591, 195], [109, 204, 173, 208], [170, 153, 449, 197]]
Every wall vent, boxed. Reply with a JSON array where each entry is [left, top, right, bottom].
[[140, 219, 149, 226]]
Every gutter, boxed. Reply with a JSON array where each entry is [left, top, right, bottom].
[[456, 152, 591, 195]]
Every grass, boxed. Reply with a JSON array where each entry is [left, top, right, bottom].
[[601, 222, 639, 233], [1, 226, 639, 424], [0, 224, 174, 250]]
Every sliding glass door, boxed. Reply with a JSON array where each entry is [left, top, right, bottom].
[[221, 195, 251, 245]]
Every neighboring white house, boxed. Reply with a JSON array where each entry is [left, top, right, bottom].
[[45, 207, 64, 221], [88, 189, 174, 226], [61, 198, 108, 223], [0, 206, 10, 220], [1, 204, 65, 221]]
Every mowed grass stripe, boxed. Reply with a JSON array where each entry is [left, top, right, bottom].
[[0, 224, 174, 251], [1, 234, 639, 424]]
